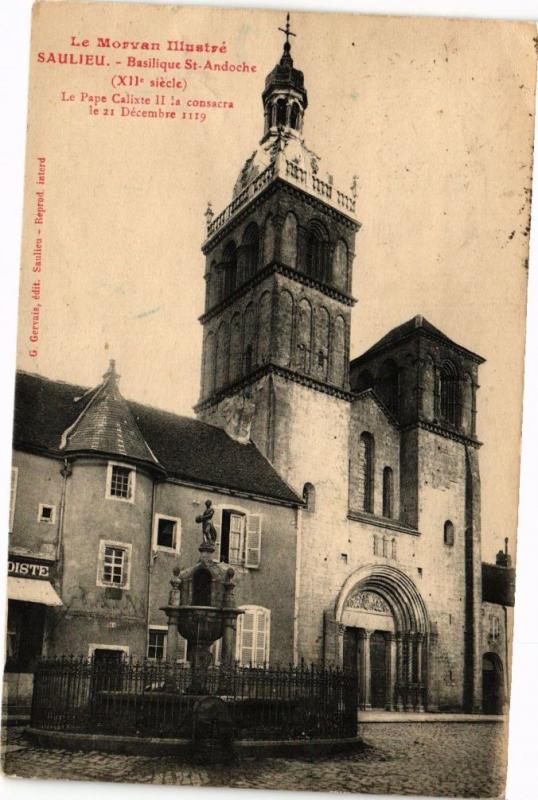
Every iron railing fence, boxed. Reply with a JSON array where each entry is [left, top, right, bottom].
[[31, 657, 358, 741]]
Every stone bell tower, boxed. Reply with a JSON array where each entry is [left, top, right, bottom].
[[196, 16, 360, 495]]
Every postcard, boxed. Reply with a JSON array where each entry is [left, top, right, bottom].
[[2, 2, 536, 797]]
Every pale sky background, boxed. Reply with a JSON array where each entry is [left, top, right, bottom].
[[13, 3, 535, 562], [1, 3, 538, 800]]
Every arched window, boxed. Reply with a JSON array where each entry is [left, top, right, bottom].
[[222, 242, 237, 298], [207, 260, 218, 307], [242, 222, 259, 279], [360, 432, 375, 513], [444, 520, 455, 547], [378, 359, 400, 415], [332, 239, 348, 292], [290, 102, 300, 129], [440, 361, 459, 425], [203, 331, 216, 396], [306, 221, 330, 283], [263, 216, 275, 264], [276, 98, 287, 127], [303, 483, 316, 512], [281, 212, 298, 268], [215, 320, 230, 390], [382, 466, 394, 518]]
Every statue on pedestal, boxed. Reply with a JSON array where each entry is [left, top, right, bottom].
[[196, 500, 217, 547]]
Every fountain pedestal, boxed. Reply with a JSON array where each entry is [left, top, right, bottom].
[[161, 512, 243, 692]]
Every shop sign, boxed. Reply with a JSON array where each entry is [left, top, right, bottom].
[[8, 555, 54, 580]]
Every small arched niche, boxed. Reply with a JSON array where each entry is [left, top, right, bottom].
[[192, 568, 212, 606]]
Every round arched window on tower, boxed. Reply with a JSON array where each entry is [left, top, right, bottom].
[[303, 482, 316, 512], [290, 102, 300, 129]]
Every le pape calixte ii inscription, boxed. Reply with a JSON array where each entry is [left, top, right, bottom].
[[38, 34, 259, 121]]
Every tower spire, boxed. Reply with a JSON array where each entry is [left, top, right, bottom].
[[278, 12, 296, 50], [262, 14, 307, 139]]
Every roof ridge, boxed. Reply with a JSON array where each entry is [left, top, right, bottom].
[[14, 370, 301, 505]]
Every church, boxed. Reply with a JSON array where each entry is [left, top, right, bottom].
[[5, 24, 513, 718]]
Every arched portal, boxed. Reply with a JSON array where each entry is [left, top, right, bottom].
[[335, 565, 431, 712], [482, 653, 504, 715]]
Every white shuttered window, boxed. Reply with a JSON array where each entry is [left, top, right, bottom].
[[236, 606, 270, 666], [245, 515, 262, 568]]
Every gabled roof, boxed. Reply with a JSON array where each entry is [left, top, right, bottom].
[[13, 370, 301, 505], [351, 315, 485, 365]]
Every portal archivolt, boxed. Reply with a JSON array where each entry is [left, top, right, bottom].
[[335, 565, 432, 711]]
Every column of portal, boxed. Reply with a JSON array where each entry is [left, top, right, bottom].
[[416, 632, 425, 711], [385, 632, 396, 711], [358, 630, 372, 710], [405, 632, 415, 711], [395, 632, 404, 711]]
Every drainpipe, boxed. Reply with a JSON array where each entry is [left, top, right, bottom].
[[43, 458, 71, 655], [145, 478, 158, 659], [56, 458, 72, 590], [292, 504, 303, 666], [503, 604, 509, 711]]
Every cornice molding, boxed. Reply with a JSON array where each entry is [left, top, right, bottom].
[[199, 261, 356, 325], [402, 420, 482, 448], [203, 176, 360, 252], [347, 510, 420, 536], [194, 362, 355, 412]]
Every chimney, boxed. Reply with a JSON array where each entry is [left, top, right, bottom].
[[495, 537, 512, 568]]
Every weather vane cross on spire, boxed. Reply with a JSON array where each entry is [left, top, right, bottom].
[[278, 13, 296, 45]]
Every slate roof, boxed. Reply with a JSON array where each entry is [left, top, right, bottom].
[[62, 361, 159, 466], [482, 563, 516, 607], [351, 315, 485, 365], [13, 370, 301, 505]]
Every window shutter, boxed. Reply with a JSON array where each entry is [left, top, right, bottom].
[[177, 634, 188, 663], [238, 610, 255, 665], [9, 468, 18, 531], [97, 542, 105, 585], [176, 517, 182, 553], [122, 547, 130, 588], [213, 508, 222, 561], [245, 514, 262, 568], [255, 608, 269, 666]]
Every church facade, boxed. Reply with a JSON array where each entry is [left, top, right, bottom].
[[4, 29, 514, 718], [194, 31, 512, 714]]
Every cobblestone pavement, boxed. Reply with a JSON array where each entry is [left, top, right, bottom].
[[1, 722, 507, 798]]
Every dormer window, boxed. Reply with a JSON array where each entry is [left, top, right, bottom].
[[106, 462, 135, 503]]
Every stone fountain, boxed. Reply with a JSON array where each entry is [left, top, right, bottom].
[[161, 500, 243, 692]]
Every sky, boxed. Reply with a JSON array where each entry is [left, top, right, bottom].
[[12, 3, 537, 562]]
